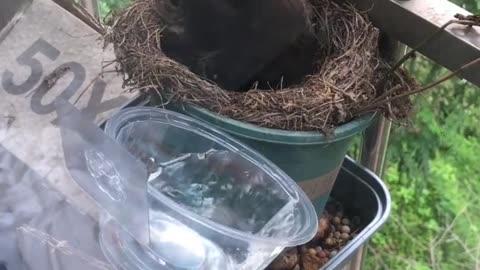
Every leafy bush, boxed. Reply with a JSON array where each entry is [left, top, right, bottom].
[[98, 0, 130, 17], [365, 58, 480, 269]]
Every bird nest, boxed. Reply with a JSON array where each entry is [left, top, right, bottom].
[[104, 0, 415, 132]]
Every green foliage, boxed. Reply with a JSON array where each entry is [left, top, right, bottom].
[[364, 0, 480, 268], [98, 0, 130, 18], [365, 64, 480, 269]]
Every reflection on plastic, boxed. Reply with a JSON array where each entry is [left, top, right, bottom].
[[85, 149, 126, 202], [55, 99, 150, 247], [17, 226, 114, 270], [0, 145, 114, 270]]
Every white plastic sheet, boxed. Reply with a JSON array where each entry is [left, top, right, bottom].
[[0, 146, 112, 270], [0, 0, 138, 269]]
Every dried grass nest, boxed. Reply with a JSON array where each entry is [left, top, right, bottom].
[[105, 0, 416, 133]]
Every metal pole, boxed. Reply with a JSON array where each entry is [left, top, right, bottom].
[[0, 0, 32, 35], [346, 34, 406, 270], [358, 31, 407, 174], [77, 0, 100, 19], [52, 0, 104, 34], [360, 117, 392, 177], [343, 116, 392, 270]]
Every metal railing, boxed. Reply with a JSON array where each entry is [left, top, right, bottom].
[[355, 0, 480, 87], [76, 0, 99, 19]]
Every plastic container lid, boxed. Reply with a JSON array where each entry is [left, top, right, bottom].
[[101, 107, 318, 270]]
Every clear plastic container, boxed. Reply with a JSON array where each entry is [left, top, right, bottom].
[[102, 107, 317, 270]]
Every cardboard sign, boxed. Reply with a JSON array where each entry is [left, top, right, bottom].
[[0, 0, 138, 214]]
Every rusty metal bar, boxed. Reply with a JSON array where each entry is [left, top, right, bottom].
[[352, 0, 480, 87], [77, 0, 100, 19], [52, 0, 104, 34], [0, 0, 31, 37]]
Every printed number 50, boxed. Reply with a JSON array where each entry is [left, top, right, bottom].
[[1, 39, 60, 95]]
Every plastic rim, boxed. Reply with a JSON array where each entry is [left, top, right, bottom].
[[99, 212, 234, 270], [105, 106, 318, 247], [178, 104, 377, 145]]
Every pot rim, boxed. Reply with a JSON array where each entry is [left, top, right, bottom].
[[179, 104, 377, 145]]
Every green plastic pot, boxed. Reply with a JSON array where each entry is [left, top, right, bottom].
[[169, 103, 376, 214]]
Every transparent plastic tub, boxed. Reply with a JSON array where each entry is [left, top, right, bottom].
[[102, 107, 318, 270]]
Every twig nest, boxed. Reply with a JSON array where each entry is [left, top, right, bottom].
[[105, 0, 414, 133]]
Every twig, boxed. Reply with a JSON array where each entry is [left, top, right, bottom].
[[433, 205, 468, 246], [366, 246, 389, 270], [371, 84, 403, 103], [363, 14, 480, 116], [451, 232, 477, 261], [73, 71, 103, 105], [476, 238, 480, 270], [391, 216, 428, 250], [26, 66, 71, 97], [428, 205, 469, 270], [429, 238, 440, 270], [359, 56, 480, 113], [381, 16, 480, 82]]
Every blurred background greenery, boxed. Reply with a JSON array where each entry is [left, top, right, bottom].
[[363, 1, 480, 269], [97, 0, 480, 268]]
